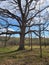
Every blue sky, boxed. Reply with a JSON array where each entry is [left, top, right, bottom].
[[0, 0, 49, 38]]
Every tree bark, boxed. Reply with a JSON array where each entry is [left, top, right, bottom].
[[17, 14, 26, 50], [39, 25, 42, 58], [18, 33, 25, 50], [18, 25, 25, 50]]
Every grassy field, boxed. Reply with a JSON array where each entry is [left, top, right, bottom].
[[0, 45, 49, 65]]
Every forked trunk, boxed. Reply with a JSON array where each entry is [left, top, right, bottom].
[[18, 15, 26, 50]]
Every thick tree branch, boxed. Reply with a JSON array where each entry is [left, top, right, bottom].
[[17, 0, 23, 15], [0, 8, 22, 26], [0, 31, 20, 35]]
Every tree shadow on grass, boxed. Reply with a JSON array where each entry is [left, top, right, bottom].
[[0, 49, 31, 56]]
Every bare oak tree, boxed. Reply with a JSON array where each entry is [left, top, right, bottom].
[[0, 0, 49, 50]]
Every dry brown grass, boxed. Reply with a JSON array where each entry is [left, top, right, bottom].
[[0, 46, 49, 65]]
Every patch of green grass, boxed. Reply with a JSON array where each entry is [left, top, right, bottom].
[[0, 46, 49, 65], [0, 46, 19, 53]]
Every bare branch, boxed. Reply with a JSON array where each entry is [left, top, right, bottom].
[[27, 5, 49, 21]]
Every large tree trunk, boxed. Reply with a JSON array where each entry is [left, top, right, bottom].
[[18, 14, 26, 50], [19, 33, 25, 50], [18, 25, 25, 50]]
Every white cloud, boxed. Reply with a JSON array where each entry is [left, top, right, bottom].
[[0, 27, 15, 37], [0, 28, 14, 33], [37, 0, 44, 5], [0, 0, 17, 14], [0, 0, 49, 14], [8, 28, 14, 31], [46, 26, 49, 30], [36, 0, 49, 11], [47, 8, 49, 12]]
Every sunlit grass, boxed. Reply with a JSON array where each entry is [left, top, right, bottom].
[[0, 46, 19, 53], [0, 45, 49, 65]]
